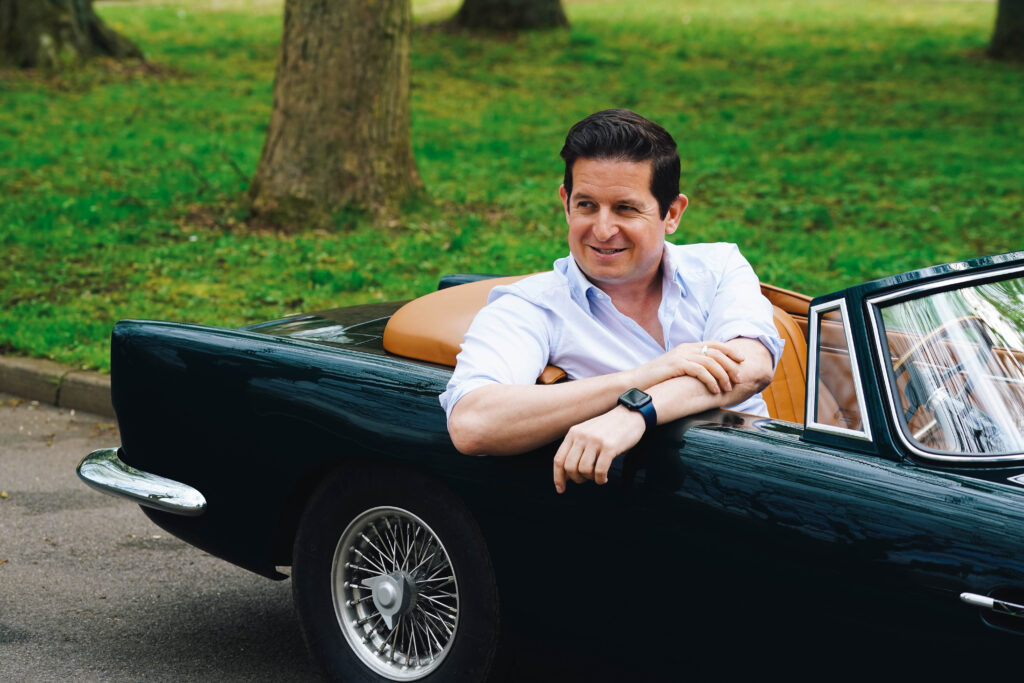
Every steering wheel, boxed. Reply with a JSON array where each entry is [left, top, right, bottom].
[[892, 315, 1008, 453]]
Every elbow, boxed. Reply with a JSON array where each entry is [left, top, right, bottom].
[[447, 409, 489, 456], [725, 339, 776, 397], [753, 366, 775, 393], [737, 358, 775, 396]]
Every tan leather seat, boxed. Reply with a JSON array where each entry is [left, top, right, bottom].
[[383, 275, 809, 420], [761, 283, 812, 340], [761, 306, 807, 423]]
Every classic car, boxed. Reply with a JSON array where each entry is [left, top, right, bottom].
[[78, 250, 1024, 680]]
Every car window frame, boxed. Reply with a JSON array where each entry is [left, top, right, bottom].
[[805, 297, 874, 442], [867, 263, 1024, 464]]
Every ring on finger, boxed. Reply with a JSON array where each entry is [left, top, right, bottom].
[[701, 345, 708, 355]]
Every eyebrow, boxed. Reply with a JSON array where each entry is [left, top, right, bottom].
[[571, 191, 650, 207]]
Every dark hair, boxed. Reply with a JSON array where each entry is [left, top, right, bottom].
[[560, 109, 680, 218]]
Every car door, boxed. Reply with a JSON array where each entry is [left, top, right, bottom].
[[603, 412, 1024, 675]]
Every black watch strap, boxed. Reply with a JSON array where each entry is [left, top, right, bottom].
[[618, 388, 657, 431]]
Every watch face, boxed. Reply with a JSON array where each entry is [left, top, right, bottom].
[[620, 388, 651, 409]]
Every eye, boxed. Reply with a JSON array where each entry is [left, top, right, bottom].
[[576, 200, 595, 209], [617, 204, 638, 212]]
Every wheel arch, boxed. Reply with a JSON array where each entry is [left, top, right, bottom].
[[268, 441, 481, 572]]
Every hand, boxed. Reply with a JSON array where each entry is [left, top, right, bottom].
[[552, 406, 646, 494], [634, 341, 745, 395]]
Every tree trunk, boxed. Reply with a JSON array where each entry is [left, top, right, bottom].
[[454, 0, 569, 31], [0, 0, 142, 68], [250, 0, 420, 226], [989, 0, 1024, 61]]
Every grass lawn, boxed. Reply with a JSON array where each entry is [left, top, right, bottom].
[[1, 0, 1020, 371]]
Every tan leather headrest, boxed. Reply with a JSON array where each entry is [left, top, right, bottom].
[[760, 283, 811, 317], [381, 275, 569, 384], [383, 275, 530, 368]]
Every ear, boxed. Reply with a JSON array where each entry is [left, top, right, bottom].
[[558, 185, 570, 220], [663, 194, 688, 235]]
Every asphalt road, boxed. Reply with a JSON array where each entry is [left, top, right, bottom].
[[0, 394, 318, 681]]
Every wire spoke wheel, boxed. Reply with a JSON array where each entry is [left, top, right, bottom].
[[331, 506, 460, 680], [294, 465, 498, 682]]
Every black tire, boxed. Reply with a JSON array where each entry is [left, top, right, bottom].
[[292, 463, 500, 682]]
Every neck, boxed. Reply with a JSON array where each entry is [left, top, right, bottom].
[[603, 271, 665, 347], [598, 268, 662, 307], [592, 263, 663, 333]]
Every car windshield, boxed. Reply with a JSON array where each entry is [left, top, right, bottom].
[[878, 274, 1024, 457]]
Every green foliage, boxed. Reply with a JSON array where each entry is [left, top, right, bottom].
[[1, 0, 1020, 370]]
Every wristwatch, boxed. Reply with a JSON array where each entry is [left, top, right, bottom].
[[617, 388, 657, 432]]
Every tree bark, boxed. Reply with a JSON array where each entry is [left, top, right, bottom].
[[0, 0, 142, 68], [250, 0, 420, 225], [454, 0, 569, 31], [989, 0, 1024, 61]]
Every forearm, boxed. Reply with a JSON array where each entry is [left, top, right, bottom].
[[647, 374, 754, 423], [648, 337, 774, 423], [549, 339, 773, 493], [447, 370, 641, 455], [449, 337, 773, 456]]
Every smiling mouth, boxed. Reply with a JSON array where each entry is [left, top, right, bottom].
[[590, 247, 627, 255]]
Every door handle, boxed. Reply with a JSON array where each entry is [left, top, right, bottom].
[[960, 592, 1024, 618]]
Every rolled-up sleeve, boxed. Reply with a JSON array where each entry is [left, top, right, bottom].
[[438, 292, 554, 423], [703, 244, 785, 371]]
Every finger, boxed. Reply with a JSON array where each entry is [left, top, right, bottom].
[[695, 353, 733, 392], [567, 464, 586, 484], [707, 340, 745, 363], [710, 350, 743, 384], [594, 450, 616, 485], [576, 443, 599, 482], [683, 361, 722, 394], [703, 343, 745, 383], [712, 351, 743, 388], [562, 440, 587, 485], [553, 439, 570, 493]]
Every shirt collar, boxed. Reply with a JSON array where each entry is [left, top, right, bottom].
[[556, 242, 690, 310], [660, 242, 689, 298], [557, 255, 603, 309]]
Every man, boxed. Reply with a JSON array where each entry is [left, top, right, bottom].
[[440, 109, 782, 493]]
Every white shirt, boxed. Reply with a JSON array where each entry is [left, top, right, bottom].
[[439, 242, 784, 420]]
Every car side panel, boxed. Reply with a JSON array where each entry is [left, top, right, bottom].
[[111, 320, 472, 577]]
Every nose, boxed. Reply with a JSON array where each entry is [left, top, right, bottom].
[[592, 209, 618, 242]]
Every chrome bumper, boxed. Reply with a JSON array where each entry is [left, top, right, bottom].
[[77, 447, 207, 517]]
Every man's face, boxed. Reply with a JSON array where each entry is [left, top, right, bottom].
[[560, 158, 687, 294]]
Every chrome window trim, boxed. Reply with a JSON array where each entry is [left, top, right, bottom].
[[868, 264, 1024, 306], [867, 264, 1024, 464], [805, 298, 873, 441]]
